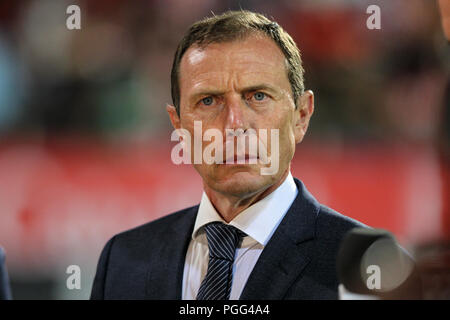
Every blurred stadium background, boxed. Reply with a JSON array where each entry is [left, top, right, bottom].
[[0, 0, 448, 299]]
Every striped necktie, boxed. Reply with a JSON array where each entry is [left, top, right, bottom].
[[196, 222, 245, 300]]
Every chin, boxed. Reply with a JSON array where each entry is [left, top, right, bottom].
[[208, 168, 274, 196]]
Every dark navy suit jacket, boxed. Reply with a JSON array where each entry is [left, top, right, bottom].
[[0, 247, 12, 300], [91, 178, 365, 299]]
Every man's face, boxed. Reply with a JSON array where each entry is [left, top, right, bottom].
[[168, 33, 313, 197]]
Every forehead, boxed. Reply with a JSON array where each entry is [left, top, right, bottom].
[[178, 34, 288, 91]]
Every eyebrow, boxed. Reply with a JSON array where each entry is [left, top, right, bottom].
[[189, 84, 280, 102], [241, 84, 279, 95]]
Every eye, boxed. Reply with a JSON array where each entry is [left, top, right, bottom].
[[253, 92, 266, 101], [201, 96, 214, 106]]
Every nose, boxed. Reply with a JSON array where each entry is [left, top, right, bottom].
[[224, 94, 247, 136]]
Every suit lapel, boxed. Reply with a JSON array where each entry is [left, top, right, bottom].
[[239, 179, 320, 299], [145, 206, 198, 299]]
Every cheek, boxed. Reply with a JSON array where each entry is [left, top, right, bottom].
[[280, 127, 296, 156], [256, 118, 294, 172], [276, 117, 297, 159]]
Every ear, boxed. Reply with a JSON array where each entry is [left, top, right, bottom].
[[166, 104, 181, 130], [294, 90, 314, 144]]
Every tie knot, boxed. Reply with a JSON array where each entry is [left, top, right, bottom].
[[203, 222, 245, 261]]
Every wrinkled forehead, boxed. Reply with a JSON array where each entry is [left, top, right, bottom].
[[178, 34, 289, 88]]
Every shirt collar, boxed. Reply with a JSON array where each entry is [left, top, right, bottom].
[[192, 172, 298, 246]]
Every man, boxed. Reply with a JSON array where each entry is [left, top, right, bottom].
[[91, 10, 365, 300]]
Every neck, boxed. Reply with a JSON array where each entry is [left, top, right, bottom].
[[204, 169, 290, 223]]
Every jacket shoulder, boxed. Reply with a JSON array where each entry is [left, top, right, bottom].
[[113, 205, 198, 244], [316, 204, 367, 240], [90, 205, 198, 299]]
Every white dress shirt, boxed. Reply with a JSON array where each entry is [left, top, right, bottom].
[[182, 172, 298, 300]]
